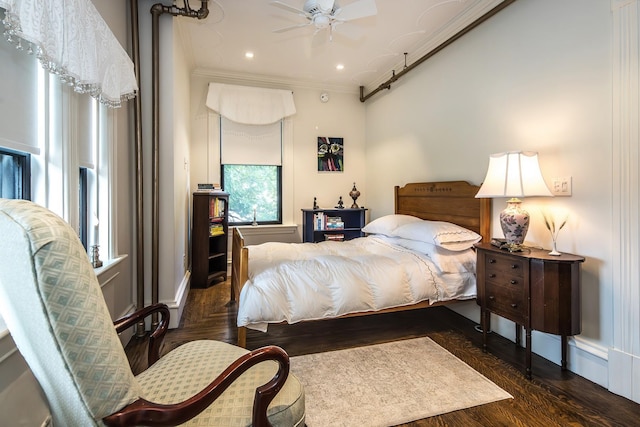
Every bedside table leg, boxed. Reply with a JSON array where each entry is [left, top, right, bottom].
[[561, 335, 568, 370], [525, 327, 532, 380], [481, 309, 489, 352], [515, 323, 521, 347]]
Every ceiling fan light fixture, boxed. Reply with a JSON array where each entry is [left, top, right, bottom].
[[270, 0, 376, 38], [314, 14, 331, 28]]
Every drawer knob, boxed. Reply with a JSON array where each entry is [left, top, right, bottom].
[[511, 264, 518, 269], [488, 295, 495, 300], [511, 303, 518, 308], [510, 279, 517, 285], [489, 273, 496, 278], [489, 259, 496, 264]]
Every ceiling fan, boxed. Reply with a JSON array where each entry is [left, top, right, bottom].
[[270, 0, 377, 41]]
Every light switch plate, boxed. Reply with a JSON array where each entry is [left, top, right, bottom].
[[551, 176, 572, 196]]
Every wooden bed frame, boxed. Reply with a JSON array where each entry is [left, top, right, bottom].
[[231, 181, 491, 347]]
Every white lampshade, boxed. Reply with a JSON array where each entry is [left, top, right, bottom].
[[475, 151, 553, 198], [475, 151, 552, 250]]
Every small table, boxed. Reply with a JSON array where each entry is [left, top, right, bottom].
[[475, 243, 585, 379]]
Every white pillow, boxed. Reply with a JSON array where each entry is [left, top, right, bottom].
[[394, 220, 482, 251], [361, 214, 422, 237], [384, 237, 476, 274]]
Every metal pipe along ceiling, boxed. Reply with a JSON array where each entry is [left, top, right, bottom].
[[359, 0, 516, 103]]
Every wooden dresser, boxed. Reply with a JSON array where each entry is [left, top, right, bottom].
[[475, 242, 585, 379]]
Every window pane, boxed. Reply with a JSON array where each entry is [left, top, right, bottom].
[[79, 167, 88, 249], [0, 148, 30, 200], [223, 165, 281, 225]]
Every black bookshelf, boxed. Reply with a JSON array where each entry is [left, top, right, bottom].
[[301, 208, 367, 243]]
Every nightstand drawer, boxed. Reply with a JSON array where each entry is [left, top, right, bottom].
[[485, 283, 525, 323], [484, 252, 525, 279], [485, 272, 525, 289]]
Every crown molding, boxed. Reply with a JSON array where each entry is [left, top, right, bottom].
[[191, 68, 360, 94]]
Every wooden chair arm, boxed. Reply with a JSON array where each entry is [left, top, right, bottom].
[[103, 345, 290, 427], [114, 303, 170, 367]]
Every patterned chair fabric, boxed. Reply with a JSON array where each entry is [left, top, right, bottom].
[[0, 199, 305, 426]]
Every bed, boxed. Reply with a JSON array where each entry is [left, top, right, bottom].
[[231, 181, 491, 347]]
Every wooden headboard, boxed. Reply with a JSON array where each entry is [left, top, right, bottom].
[[394, 181, 491, 243]]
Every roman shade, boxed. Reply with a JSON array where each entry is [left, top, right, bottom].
[[77, 95, 96, 168], [0, 0, 137, 107], [221, 117, 282, 165], [206, 83, 296, 125]]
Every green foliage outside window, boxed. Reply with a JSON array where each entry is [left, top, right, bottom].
[[0, 149, 30, 200], [223, 164, 281, 224]]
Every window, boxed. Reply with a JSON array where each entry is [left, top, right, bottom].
[[79, 167, 88, 249], [222, 165, 282, 224], [220, 117, 283, 225], [0, 148, 31, 200]]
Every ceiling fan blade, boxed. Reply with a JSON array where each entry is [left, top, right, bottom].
[[273, 22, 312, 33], [331, 21, 364, 40], [317, 0, 335, 13], [335, 0, 377, 21], [269, 1, 309, 17]]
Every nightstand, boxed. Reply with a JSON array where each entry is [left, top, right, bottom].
[[475, 242, 585, 379]]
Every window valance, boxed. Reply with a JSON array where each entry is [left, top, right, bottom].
[[0, 0, 137, 107], [206, 83, 296, 125]]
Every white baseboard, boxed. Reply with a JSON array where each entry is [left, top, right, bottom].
[[160, 270, 191, 329]]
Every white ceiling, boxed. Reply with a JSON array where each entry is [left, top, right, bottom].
[[176, 0, 511, 93]]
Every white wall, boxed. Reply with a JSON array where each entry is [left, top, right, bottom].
[[189, 73, 367, 236], [137, 0, 191, 327], [365, 0, 640, 399]]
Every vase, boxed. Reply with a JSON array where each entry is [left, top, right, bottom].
[[349, 183, 360, 209], [549, 238, 561, 256]]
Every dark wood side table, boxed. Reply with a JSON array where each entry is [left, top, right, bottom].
[[475, 242, 585, 379], [301, 208, 367, 243]]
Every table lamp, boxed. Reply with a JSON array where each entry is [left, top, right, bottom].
[[475, 151, 553, 251]]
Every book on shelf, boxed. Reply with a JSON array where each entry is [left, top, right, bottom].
[[314, 212, 324, 230], [209, 223, 224, 236], [325, 233, 345, 241], [326, 216, 344, 229], [209, 197, 226, 219], [197, 183, 221, 191], [196, 184, 226, 195], [314, 213, 346, 230]]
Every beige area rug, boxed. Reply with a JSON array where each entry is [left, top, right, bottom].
[[290, 337, 512, 427]]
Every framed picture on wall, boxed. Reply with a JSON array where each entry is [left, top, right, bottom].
[[317, 137, 343, 172]]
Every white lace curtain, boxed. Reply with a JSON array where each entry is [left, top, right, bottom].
[[0, 0, 137, 107], [206, 83, 296, 125]]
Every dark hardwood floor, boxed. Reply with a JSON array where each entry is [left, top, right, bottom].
[[124, 280, 640, 426]]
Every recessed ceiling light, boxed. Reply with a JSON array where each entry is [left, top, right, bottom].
[[336, 64, 344, 70], [245, 51, 254, 59]]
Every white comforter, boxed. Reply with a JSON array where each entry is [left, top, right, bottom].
[[237, 236, 476, 332]]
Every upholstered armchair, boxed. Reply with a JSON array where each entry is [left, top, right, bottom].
[[0, 199, 305, 426]]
